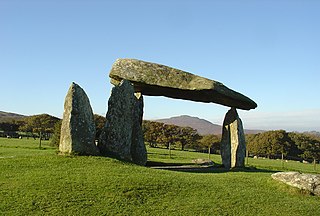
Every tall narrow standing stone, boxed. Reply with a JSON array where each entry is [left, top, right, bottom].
[[220, 108, 246, 169], [59, 82, 100, 156], [131, 93, 147, 166], [98, 80, 147, 165]]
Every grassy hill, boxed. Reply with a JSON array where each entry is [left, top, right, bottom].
[[0, 138, 319, 215]]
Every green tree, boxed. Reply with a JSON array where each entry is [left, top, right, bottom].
[[0, 122, 19, 132], [290, 133, 320, 162], [0, 119, 25, 138], [94, 114, 107, 140], [199, 134, 221, 153], [246, 130, 291, 158], [160, 124, 179, 149], [143, 121, 201, 151], [174, 126, 200, 151], [264, 130, 290, 158], [142, 121, 165, 147], [19, 114, 60, 147], [50, 120, 62, 147]]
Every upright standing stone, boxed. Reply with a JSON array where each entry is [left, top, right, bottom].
[[98, 80, 147, 165], [59, 82, 100, 156], [220, 108, 246, 169], [131, 93, 147, 165]]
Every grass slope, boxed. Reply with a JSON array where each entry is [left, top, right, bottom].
[[0, 138, 319, 215]]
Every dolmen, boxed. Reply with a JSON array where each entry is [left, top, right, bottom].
[[59, 58, 257, 168]]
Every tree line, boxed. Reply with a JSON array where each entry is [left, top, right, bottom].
[[0, 114, 59, 139], [0, 113, 107, 147], [142, 120, 221, 152], [2, 115, 320, 162], [246, 130, 320, 162]]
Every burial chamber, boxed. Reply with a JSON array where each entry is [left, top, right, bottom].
[[97, 58, 258, 168], [59, 58, 257, 168]]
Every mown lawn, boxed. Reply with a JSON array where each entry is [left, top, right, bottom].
[[0, 138, 319, 215]]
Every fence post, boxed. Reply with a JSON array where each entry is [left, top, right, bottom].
[[246, 150, 249, 166], [39, 131, 42, 149]]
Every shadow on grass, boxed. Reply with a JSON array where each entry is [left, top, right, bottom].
[[147, 160, 277, 174], [147, 161, 193, 167]]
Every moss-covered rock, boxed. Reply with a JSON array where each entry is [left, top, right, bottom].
[[59, 82, 100, 156], [98, 80, 147, 166], [109, 58, 257, 110]]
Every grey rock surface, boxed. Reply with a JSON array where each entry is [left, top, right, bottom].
[[59, 82, 100, 155], [220, 108, 246, 169], [131, 93, 147, 166], [109, 58, 257, 110], [98, 80, 147, 165], [191, 159, 214, 166], [272, 172, 320, 196]]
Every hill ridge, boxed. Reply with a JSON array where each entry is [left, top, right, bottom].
[[154, 115, 263, 135], [0, 111, 25, 118], [0, 111, 26, 122], [155, 115, 222, 135]]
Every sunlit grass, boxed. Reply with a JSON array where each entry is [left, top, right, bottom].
[[0, 138, 319, 215]]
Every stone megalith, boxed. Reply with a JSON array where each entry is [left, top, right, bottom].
[[109, 58, 257, 110], [220, 108, 246, 169], [98, 80, 147, 165], [131, 93, 148, 165], [59, 82, 100, 155]]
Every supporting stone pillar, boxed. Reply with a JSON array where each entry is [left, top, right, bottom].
[[98, 80, 147, 165], [220, 107, 246, 169], [131, 93, 147, 165]]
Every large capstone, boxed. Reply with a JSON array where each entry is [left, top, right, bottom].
[[272, 172, 320, 196], [109, 58, 257, 110], [98, 80, 147, 165], [220, 108, 246, 169], [59, 82, 100, 156]]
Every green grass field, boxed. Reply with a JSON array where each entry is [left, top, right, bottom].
[[0, 138, 319, 215]]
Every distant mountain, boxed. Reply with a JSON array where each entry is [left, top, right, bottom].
[[155, 115, 263, 135], [0, 111, 26, 122], [303, 131, 320, 138], [245, 128, 265, 135], [156, 115, 222, 135]]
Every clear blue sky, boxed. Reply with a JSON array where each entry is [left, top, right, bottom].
[[1, 0, 319, 132]]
